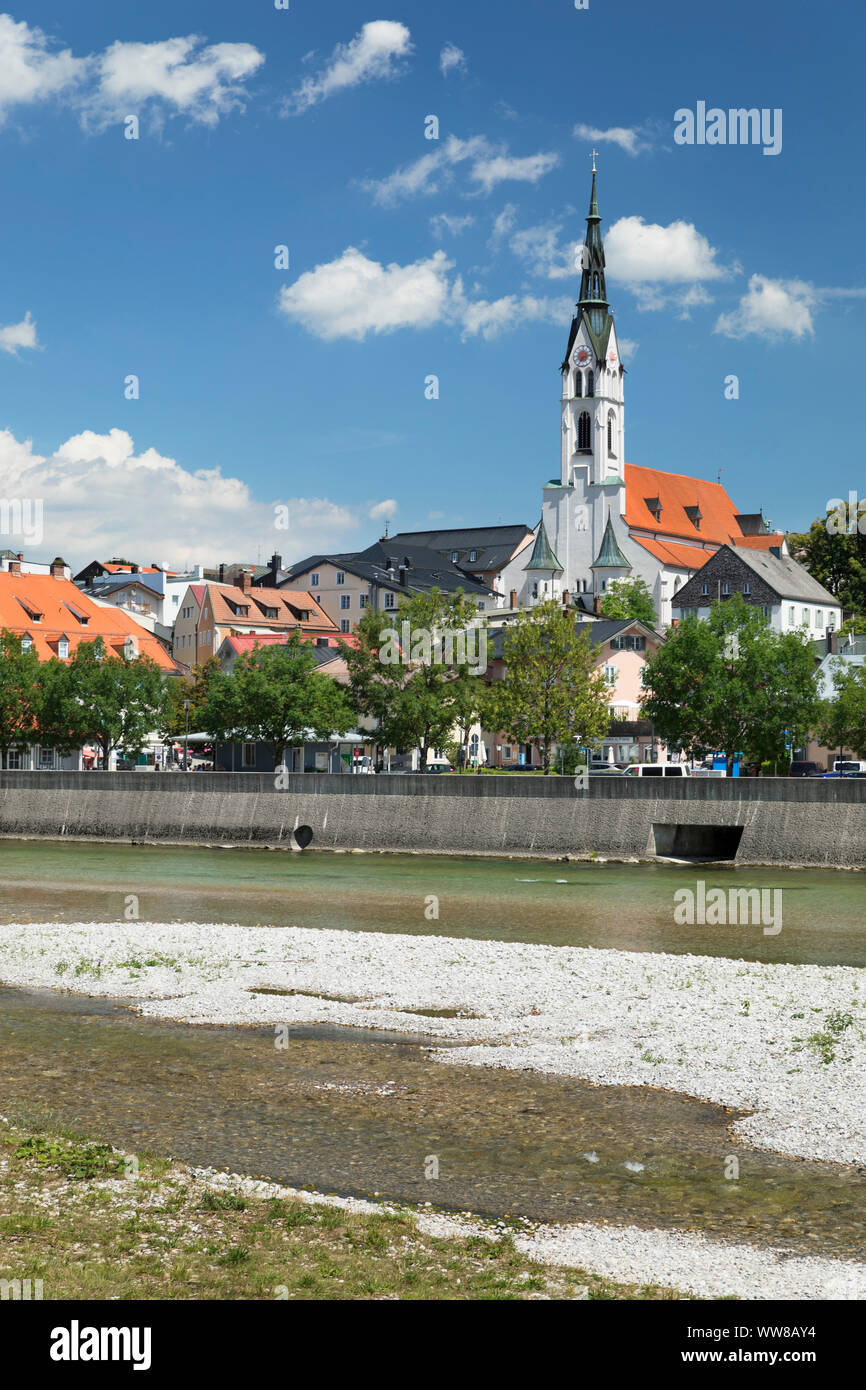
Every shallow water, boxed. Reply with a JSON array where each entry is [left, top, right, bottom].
[[2, 986, 864, 1262], [0, 838, 864, 966]]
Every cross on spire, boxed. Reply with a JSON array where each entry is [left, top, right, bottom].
[[590, 148, 598, 172]]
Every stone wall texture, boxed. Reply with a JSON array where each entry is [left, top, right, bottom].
[[0, 772, 863, 867]]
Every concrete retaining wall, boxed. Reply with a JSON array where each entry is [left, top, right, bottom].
[[0, 772, 863, 867]]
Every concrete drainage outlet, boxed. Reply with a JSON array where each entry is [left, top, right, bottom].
[[653, 823, 744, 860], [290, 825, 313, 851]]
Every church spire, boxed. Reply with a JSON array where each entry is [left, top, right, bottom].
[[577, 155, 609, 330]]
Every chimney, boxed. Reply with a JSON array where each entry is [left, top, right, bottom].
[[270, 552, 282, 583], [9, 558, 21, 575], [828, 628, 839, 655], [398, 564, 408, 587], [239, 569, 252, 594], [51, 556, 66, 579], [509, 589, 517, 608], [562, 589, 570, 607], [219, 563, 226, 583], [594, 594, 601, 615], [672, 618, 679, 630]]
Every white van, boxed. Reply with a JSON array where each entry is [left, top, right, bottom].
[[624, 763, 690, 778], [833, 759, 866, 774]]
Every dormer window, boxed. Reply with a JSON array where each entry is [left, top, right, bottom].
[[469, 550, 477, 563], [684, 505, 703, 532], [63, 601, 90, 625], [451, 551, 459, 563], [15, 597, 43, 622], [645, 497, 662, 523]]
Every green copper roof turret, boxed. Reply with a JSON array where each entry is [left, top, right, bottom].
[[590, 513, 632, 570], [523, 516, 564, 572]]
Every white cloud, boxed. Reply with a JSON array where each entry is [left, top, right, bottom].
[[450, 281, 572, 341], [430, 212, 475, 238], [278, 247, 454, 341], [369, 498, 398, 520], [439, 43, 467, 77], [0, 14, 83, 118], [90, 36, 264, 128], [714, 275, 816, 340], [508, 221, 572, 279], [573, 122, 651, 156], [489, 203, 518, 246], [0, 425, 387, 569], [0, 311, 38, 355], [606, 216, 726, 285], [0, 16, 264, 129], [470, 151, 560, 194], [363, 135, 558, 205], [277, 245, 571, 343], [285, 20, 411, 115], [618, 338, 639, 363]]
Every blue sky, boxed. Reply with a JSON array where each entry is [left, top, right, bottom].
[[0, 0, 864, 568]]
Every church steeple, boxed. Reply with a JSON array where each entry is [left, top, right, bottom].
[[577, 153, 610, 334]]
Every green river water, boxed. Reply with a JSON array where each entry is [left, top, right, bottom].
[[1, 839, 864, 1262]]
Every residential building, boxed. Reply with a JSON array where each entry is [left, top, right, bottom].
[[483, 616, 666, 767], [379, 526, 535, 607], [671, 545, 842, 636], [173, 571, 339, 668], [280, 540, 494, 632], [0, 556, 182, 769]]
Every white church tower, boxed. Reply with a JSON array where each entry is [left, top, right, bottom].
[[535, 156, 631, 605]]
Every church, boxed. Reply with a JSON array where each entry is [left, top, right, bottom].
[[502, 160, 787, 626]]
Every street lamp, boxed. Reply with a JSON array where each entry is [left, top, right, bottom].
[[183, 700, 191, 770]]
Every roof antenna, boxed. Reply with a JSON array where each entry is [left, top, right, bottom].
[[383, 519, 390, 539], [717, 469, 722, 484]]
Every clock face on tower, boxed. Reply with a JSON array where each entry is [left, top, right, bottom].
[[607, 349, 617, 367], [574, 347, 591, 366]]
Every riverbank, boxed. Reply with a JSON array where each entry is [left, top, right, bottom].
[[3, 1116, 865, 1300], [2, 920, 864, 1167]]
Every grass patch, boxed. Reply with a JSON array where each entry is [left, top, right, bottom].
[[0, 1118, 696, 1301]]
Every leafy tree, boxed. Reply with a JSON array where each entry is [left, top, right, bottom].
[[599, 576, 657, 626], [0, 630, 41, 767], [343, 589, 486, 770], [159, 655, 222, 742], [201, 634, 354, 767], [38, 639, 167, 767], [640, 596, 819, 775], [815, 661, 866, 759], [788, 511, 866, 618], [487, 600, 611, 774]]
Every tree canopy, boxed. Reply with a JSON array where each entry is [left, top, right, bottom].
[[599, 576, 657, 626], [487, 600, 610, 773], [640, 596, 819, 773]]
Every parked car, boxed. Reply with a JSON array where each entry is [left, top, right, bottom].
[[789, 761, 824, 777], [624, 763, 690, 777], [589, 766, 626, 776], [833, 759, 866, 775]]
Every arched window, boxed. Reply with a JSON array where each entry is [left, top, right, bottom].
[[585, 370, 594, 397], [577, 411, 591, 451], [607, 412, 616, 456], [574, 370, 582, 397], [593, 273, 599, 297]]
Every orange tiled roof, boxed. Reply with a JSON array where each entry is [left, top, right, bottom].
[[0, 572, 181, 672], [206, 582, 337, 634], [631, 536, 718, 571], [624, 464, 784, 550]]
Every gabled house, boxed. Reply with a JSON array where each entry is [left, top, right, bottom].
[[173, 572, 339, 668], [671, 544, 842, 637], [281, 540, 494, 633]]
